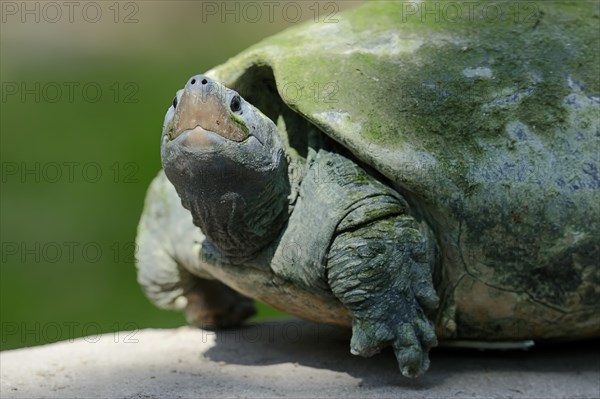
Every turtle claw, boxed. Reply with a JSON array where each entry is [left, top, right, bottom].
[[349, 319, 393, 357], [396, 345, 426, 378], [393, 321, 436, 378], [349, 308, 437, 378]]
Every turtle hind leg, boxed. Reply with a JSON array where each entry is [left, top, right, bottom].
[[326, 215, 439, 378], [136, 239, 256, 330], [184, 279, 256, 330]]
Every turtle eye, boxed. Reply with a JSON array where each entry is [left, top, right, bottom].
[[172, 96, 178, 109], [230, 95, 241, 112]]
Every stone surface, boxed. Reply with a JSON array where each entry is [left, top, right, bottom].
[[1, 319, 598, 398]]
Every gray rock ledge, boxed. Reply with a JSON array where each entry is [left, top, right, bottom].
[[1, 319, 598, 398]]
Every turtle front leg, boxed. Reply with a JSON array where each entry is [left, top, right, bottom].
[[326, 215, 439, 378]]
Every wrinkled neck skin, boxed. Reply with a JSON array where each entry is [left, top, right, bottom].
[[164, 121, 293, 263], [161, 76, 298, 264]]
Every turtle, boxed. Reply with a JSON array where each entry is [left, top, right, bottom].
[[136, 1, 600, 377]]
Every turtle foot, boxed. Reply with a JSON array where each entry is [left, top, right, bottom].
[[349, 296, 438, 378], [327, 215, 439, 377], [184, 279, 256, 330]]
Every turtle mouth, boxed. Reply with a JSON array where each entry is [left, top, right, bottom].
[[169, 125, 230, 147], [170, 89, 249, 144], [170, 121, 247, 143]]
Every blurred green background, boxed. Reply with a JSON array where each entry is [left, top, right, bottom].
[[1, 1, 361, 350]]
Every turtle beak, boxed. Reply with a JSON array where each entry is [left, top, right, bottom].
[[171, 75, 249, 142]]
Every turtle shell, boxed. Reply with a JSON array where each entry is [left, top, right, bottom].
[[205, 1, 599, 340]]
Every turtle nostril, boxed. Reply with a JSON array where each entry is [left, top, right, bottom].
[[201, 79, 208, 85], [191, 78, 196, 84]]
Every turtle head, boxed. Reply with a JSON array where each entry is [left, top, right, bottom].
[[161, 75, 290, 259]]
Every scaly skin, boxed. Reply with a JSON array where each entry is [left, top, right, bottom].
[[141, 75, 440, 377]]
